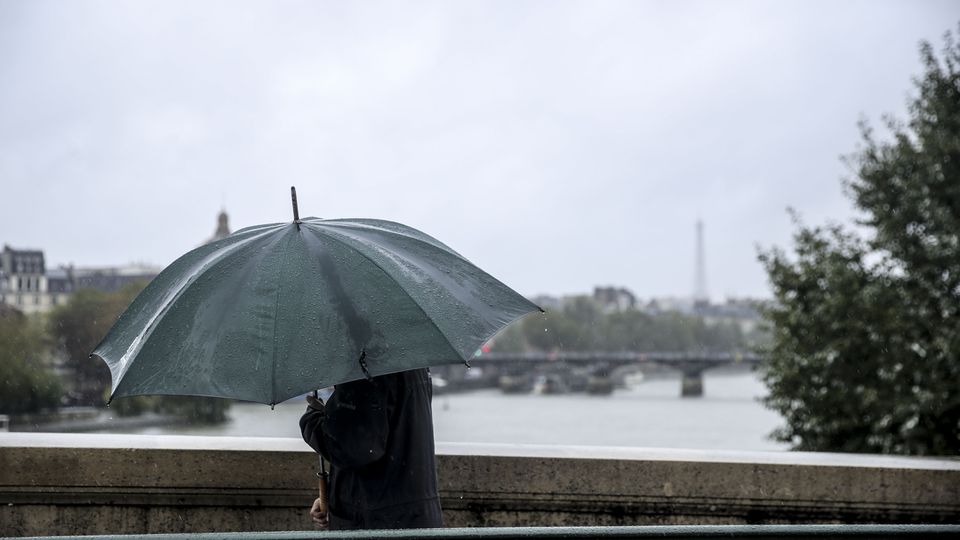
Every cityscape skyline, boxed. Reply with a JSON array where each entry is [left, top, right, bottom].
[[4, 211, 760, 304], [2, 2, 956, 300]]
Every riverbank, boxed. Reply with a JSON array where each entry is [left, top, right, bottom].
[[8, 408, 183, 433]]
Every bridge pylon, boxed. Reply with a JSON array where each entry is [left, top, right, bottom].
[[681, 370, 704, 397]]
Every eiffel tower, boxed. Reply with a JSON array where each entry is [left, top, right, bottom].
[[693, 219, 709, 310]]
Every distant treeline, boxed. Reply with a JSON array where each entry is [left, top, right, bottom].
[[1, 280, 765, 417], [489, 296, 766, 353]]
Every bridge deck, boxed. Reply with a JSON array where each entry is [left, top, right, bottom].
[[473, 351, 762, 366]]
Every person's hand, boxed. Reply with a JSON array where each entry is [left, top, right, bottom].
[[310, 497, 329, 527], [306, 394, 325, 413]]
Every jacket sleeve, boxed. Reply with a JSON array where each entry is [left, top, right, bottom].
[[299, 378, 390, 469], [300, 406, 330, 460]]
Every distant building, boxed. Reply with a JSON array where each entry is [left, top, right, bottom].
[[593, 286, 636, 313], [44, 266, 74, 307], [641, 296, 696, 315], [0, 245, 51, 314], [695, 297, 764, 333], [640, 295, 762, 333], [69, 264, 161, 294], [0, 244, 162, 314], [0, 210, 233, 315]]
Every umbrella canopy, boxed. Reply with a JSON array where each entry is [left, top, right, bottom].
[[93, 198, 540, 406]]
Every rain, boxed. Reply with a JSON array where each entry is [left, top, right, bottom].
[[2, 0, 959, 536]]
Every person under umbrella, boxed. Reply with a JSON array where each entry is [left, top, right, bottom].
[[300, 368, 443, 530]]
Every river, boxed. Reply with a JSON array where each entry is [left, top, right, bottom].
[[122, 368, 789, 451]]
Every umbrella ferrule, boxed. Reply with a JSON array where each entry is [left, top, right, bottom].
[[290, 186, 301, 225]]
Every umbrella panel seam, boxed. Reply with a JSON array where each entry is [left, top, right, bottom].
[[303, 224, 468, 366]]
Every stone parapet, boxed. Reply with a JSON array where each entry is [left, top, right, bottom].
[[1, 434, 958, 536]]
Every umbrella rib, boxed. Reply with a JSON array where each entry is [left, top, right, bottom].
[[268, 230, 295, 406], [316, 218, 542, 314], [307, 226, 469, 363], [311, 218, 468, 262]]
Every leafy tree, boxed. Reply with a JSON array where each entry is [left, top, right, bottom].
[[700, 318, 745, 352], [487, 320, 528, 352], [759, 31, 960, 455], [602, 310, 656, 350], [520, 310, 591, 351], [0, 308, 62, 414]]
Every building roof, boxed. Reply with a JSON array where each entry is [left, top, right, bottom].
[[2, 245, 45, 275]]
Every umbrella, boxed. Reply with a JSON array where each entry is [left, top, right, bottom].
[[92, 187, 541, 406]]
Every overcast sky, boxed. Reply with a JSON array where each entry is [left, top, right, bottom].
[[1, 1, 957, 301]]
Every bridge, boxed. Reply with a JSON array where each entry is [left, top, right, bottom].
[[462, 351, 763, 397]]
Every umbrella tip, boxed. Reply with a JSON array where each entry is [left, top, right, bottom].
[[290, 186, 301, 224]]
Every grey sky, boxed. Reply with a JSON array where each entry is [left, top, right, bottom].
[[1, 1, 956, 300]]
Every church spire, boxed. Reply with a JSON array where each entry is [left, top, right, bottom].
[[215, 209, 230, 239], [205, 209, 231, 244]]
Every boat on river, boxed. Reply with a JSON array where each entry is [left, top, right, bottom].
[[533, 374, 568, 395]]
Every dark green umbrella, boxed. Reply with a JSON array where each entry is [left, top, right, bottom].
[[93, 187, 540, 406]]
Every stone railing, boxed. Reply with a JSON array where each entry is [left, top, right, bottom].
[[1, 433, 958, 537]]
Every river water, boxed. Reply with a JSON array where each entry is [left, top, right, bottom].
[[125, 368, 789, 451]]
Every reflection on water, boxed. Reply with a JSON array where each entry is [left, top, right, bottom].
[[127, 368, 787, 451]]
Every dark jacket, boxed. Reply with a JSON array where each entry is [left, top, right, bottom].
[[300, 368, 444, 530]]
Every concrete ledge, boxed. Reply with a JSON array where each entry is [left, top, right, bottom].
[[2, 434, 959, 536], [16, 525, 960, 540], [435, 442, 960, 527]]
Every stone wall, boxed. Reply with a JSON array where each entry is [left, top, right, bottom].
[[1, 434, 958, 537]]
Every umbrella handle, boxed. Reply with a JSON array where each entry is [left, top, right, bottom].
[[317, 468, 329, 513], [311, 389, 330, 529], [316, 466, 329, 529]]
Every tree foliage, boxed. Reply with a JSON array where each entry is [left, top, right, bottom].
[[0, 309, 62, 414], [759, 31, 960, 455]]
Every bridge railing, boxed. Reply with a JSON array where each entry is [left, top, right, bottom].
[[3, 433, 959, 537]]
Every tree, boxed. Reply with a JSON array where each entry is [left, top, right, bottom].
[[0, 308, 62, 414], [758, 31, 960, 455]]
